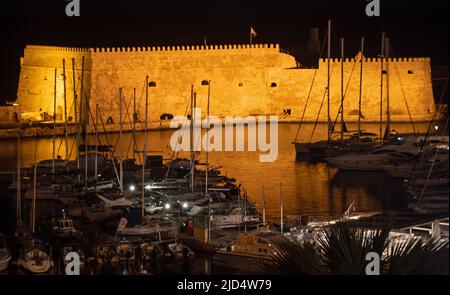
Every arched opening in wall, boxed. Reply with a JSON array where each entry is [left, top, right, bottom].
[[160, 113, 174, 120], [283, 109, 292, 115], [238, 82, 244, 87], [106, 117, 114, 124], [382, 70, 387, 75], [270, 82, 277, 88], [12, 112, 19, 123], [408, 70, 414, 74]]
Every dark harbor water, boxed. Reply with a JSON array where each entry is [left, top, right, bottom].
[[0, 122, 429, 232]]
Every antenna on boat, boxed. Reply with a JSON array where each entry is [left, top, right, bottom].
[[262, 185, 266, 225], [280, 183, 284, 234]]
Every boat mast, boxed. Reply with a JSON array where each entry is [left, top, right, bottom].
[[190, 85, 195, 193], [62, 59, 69, 170], [142, 77, 149, 224], [340, 38, 344, 140], [379, 33, 385, 140], [16, 134, 22, 226], [119, 88, 123, 193], [52, 68, 57, 177], [202, 79, 211, 243], [94, 104, 98, 186], [205, 81, 211, 196], [133, 88, 136, 161], [385, 38, 391, 140], [358, 37, 365, 141], [72, 58, 80, 183], [32, 137, 37, 234], [327, 20, 332, 142], [81, 56, 87, 184]]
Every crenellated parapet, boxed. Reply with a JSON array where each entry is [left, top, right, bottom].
[[25, 45, 91, 52], [89, 43, 279, 53], [319, 57, 431, 63]]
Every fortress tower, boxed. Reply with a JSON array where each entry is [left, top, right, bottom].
[[14, 44, 435, 126]]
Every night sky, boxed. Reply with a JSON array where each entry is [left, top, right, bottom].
[[0, 0, 448, 103]]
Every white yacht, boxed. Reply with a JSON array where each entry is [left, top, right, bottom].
[[212, 207, 261, 229], [326, 135, 448, 171], [82, 194, 132, 222]]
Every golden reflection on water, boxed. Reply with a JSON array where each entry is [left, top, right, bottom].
[[0, 123, 428, 221]]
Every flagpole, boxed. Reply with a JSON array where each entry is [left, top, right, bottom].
[[250, 27, 252, 44]]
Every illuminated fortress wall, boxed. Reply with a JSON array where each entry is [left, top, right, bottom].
[[15, 44, 435, 125]]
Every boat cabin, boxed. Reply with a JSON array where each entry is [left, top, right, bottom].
[[233, 232, 281, 257]]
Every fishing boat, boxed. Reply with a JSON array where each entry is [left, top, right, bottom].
[[95, 243, 120, 264], [213, 230, 281, 274], [52, 210, 79, 239], [17, 240, 54, 273], [139, 241, 155, 261], [117, 239, 135, 261], [0, 235, 11, 272], [165, 242, 194, 262], [18, 139, 54, 274]]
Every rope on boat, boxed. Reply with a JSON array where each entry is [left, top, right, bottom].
[[294, 30, 329, 142]]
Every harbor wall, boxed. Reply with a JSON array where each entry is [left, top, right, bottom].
[[13, 44, 435, 127]]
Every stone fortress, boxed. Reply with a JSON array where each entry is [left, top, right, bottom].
[[6, 42, 436, 128]]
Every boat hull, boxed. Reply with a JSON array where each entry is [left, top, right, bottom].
[[0, 253, 11, 272]]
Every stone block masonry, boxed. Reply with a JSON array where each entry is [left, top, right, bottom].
[[14, 44, 435, 129]]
